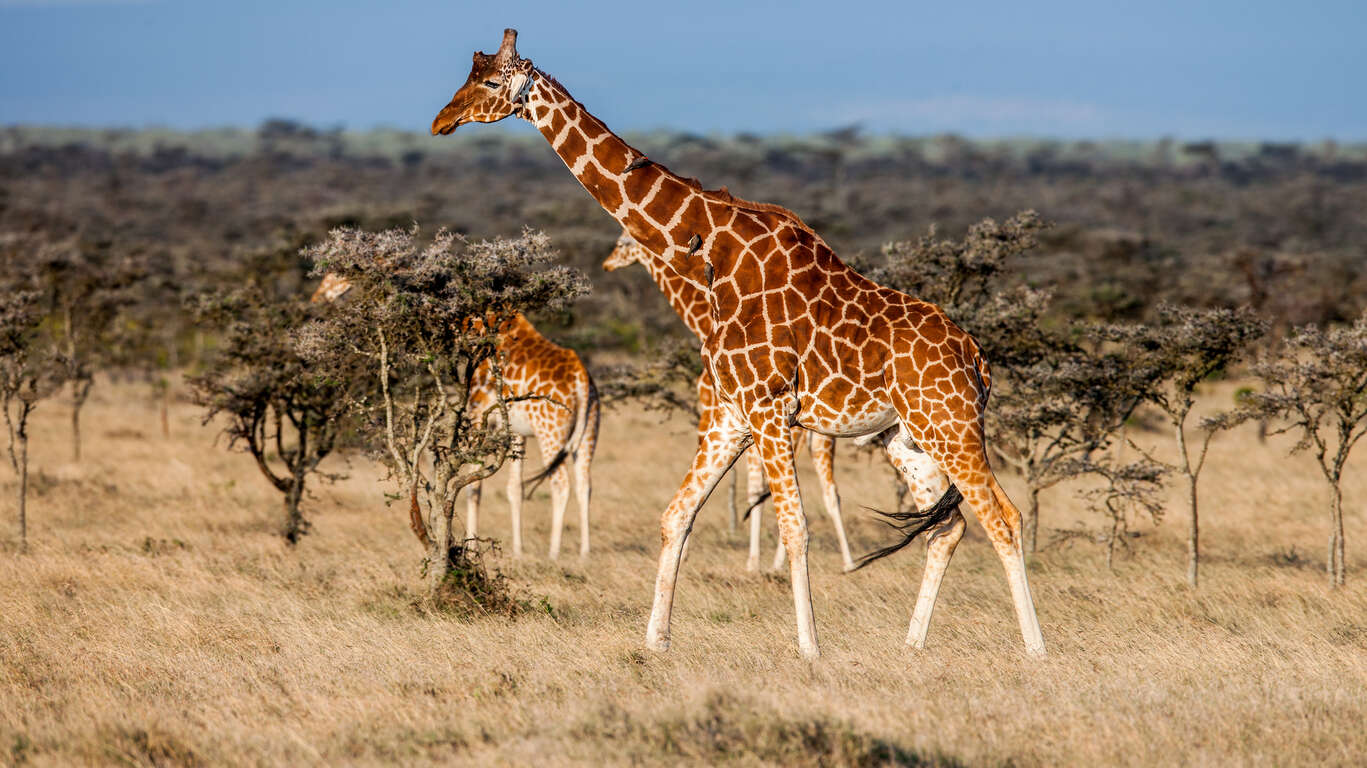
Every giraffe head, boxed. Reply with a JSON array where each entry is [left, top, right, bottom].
[[431, 28, 536, 135], [601, 232, 648, 272], [310, 273, 352, 304]]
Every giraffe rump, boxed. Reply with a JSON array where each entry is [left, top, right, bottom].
[[850, 484, 963, 571]]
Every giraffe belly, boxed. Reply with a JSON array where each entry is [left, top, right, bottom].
[[489, 403, 539, 437], [795, 401, 899, 439]]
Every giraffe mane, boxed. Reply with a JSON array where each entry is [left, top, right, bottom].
[[701, 186, 818, 236], [535, 67, 819, 239]]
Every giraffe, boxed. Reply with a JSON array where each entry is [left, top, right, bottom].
[[312, 273, 600, 559], [432, 29, 1045, 659], [603, 233, 856, 572]]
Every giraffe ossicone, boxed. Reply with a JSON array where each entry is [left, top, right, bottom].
[[434, 28, 1045, 659]]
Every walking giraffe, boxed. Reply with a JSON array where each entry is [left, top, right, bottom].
[[604, 233, 857, 573], [432, 29, 1044, 658], [313, 273, 600, 559]]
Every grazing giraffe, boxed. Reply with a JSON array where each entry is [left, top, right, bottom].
[[433, 29, 1044, 659], [603, 232, 856, 572], [311, 273, 601, 559]]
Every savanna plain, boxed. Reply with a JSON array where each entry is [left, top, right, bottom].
[[1, 379, 1364, 767]]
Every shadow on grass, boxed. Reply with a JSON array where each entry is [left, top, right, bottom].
[[579, 692, 965, 767]]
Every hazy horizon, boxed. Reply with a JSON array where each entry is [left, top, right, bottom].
[[2, 0, 1364, 142]]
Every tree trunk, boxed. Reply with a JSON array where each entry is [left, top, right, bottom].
[[69, 378, 93, 463], [1106, 511, 1118, 571], [16, 420, 28, 553], [71, 400, 80, 463], [426, 493, 456, 594], [1186, 471, 1199, 588], [1176, 419, 1199, 588], [160, 382, 170, 439], [1024, 486, 1040, 555], [282, 479, 307, 545], [1330, 483, 1346, 587]]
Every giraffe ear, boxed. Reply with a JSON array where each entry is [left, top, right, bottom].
[[506, 72, 529, 101]]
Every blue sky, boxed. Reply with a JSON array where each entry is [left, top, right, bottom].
[[1, 0, 1363, 140]]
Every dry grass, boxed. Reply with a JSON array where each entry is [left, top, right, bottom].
[[1, 380, 1365, 767]]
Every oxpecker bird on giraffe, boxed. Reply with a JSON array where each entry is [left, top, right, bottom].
[[432, 28, 1046, 660]]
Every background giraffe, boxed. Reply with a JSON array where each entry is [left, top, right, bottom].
[[432, 30, 1044, 659], [604, 232, 856, 572], [312, 273, 600, 559]]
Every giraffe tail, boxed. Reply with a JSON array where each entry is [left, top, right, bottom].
[[850, 484, 962, 571], [522, 372, 597, 499], [740, 488, 772, 522]]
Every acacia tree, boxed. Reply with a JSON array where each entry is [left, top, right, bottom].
[[990, 325, 1158, 554], [297, 227, 585, 591], [27, 240, 141, 461], [0, 291, 68, 551], [1230, 316, 1367, 587], [1106, 305, 1265, 586], [189, 287, 363, 544], [1063, 455, 1168, 570]]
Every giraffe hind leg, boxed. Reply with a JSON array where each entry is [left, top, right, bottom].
[[809, 431, 855, 572], [744, 456, 767, 572], [879, 430, 966, 649], [574, 390, 601, 552], [852, 431, 961, 572], [909, 422, 1045, 657]]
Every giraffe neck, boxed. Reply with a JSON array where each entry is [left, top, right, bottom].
[[636, 252, 711, 342], [522, 69, 868, 308], [524, 73, 700, 261]]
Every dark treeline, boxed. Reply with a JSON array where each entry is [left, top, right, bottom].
[[4, 123, 1367, 590], [3, 124, 1367, 362]]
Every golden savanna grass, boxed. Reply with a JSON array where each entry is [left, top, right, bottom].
[[1, 379, 1365, 766]]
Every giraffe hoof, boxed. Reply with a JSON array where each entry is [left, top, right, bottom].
[[799, 644, 821, 661], [645, 636, 671, 653]]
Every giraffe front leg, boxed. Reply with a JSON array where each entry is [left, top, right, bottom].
[[464, 479, 482, 540], [645, 411, 749, 653], [505, 436, 524, 558], [883, 430, 963, 649], [753, 415, 820, 659]]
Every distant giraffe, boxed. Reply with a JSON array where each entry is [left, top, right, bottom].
[[433, 30, 1044, 659], [312, 273, 600, 559], [604, 233, 856, 572]]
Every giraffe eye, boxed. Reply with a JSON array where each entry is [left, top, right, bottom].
[[482, 80, 501, 89]]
